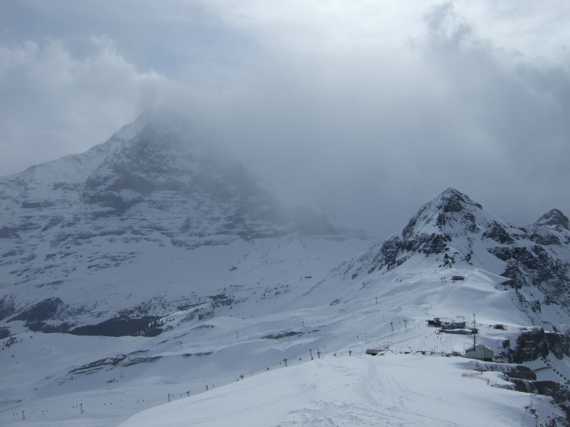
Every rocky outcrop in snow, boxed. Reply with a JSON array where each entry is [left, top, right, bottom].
[[344, 188, 570, 323]]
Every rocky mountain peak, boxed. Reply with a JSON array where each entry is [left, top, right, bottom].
[[345, 188, 530, 277], [401, 187, 484, 240], [535, 209, 569, 230], [345, 188, 570, 326], [344, 189, 489, 276], [435, 187, 483, 213], [80, 111, 282, 223]]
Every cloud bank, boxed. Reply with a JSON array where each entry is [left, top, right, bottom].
[[1, 1, 569, 235]]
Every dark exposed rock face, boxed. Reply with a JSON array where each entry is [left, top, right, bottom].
[[536, 209, 570, 230], [364, 234, 452, 273], [501, 264, 527, 289], [262, 331, 305, 340], [66, 347, 212, 380], [2, 292, 233, 336], [494, 244, 570, 308], [7, 297, 73, 333], [69, 315, 163, 337], [506, 365, 537, 381], [528, 209, 570, 247], [67, 352, 163, 377], [483, 221, 515, 244], [28, 322, 72, 333], [511, 330, 570, 363], [511, 379, 561, 395], [0, 327, 10, 339], [491, 246, 542, 269], [68, 354, 129, 376], [10, 297, 66, 324], [439, 189, 482, 213], [531, 232, 562, 246], [5, 296, 166, 337], [262, 329, 319, 340]]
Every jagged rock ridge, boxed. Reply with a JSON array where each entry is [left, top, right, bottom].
[[345, 187, 570, 323]]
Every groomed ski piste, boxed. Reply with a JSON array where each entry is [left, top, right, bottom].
[[2, 258, 565, 426]]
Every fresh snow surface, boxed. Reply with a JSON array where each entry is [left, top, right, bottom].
[[1, 258, 555, 426], [119, 354, 555, 427]]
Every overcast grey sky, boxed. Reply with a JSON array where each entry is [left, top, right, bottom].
[[1, 1, 570, 236]]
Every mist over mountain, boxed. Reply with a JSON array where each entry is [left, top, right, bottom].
[[2, 2, 570, 237], [3, 2, 570, 426], [0, 111, 341, 331]]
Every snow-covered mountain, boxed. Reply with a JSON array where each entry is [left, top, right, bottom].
[[0, 111, 341, 335], [342, 188, 570, 327], [2, 116, 570, 427]]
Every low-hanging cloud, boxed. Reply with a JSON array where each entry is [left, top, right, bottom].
[[191, 2, 570, 234], [1, 1, 569, 237], [0, 37, 167, 175]]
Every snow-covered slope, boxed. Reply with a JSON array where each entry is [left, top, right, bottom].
[[121, 354, 558, 427], [2, 118, 570, 427], [115, 188, 570, 427]]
